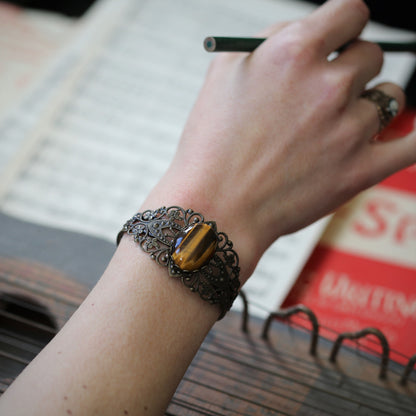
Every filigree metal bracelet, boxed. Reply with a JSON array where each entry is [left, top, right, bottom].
[[117, 206, 241, 319]]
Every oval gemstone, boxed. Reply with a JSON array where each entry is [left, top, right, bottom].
[[172, 223, 218, 271]]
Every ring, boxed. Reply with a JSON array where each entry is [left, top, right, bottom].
[[361, 89, 399, 132]]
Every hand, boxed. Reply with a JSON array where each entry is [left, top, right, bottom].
[[144, 0, 414, 282]]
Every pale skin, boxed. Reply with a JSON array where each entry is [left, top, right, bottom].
[[1, 0, 415, 414]]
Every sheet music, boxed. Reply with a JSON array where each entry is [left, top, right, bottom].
[[0, 0, 415, 317]]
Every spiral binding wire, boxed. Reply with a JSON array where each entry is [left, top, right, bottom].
[[401, 354, 416, 386], [329, 327, 389, 379], [261, 304, 319, 356], [236, 292, 416, 385]]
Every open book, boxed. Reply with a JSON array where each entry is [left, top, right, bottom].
[[0, 0, 415, 317]]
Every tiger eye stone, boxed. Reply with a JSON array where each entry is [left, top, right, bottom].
[[172, 223, 218, 271]]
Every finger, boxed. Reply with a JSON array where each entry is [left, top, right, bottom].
[[354, 82, 406, 138], [331, 40, 384, 96], [255, 21, 291, 38], [304, 0, 370, 56], [364, 129, 416, 182]]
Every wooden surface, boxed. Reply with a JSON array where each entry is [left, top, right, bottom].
[[168, 311, 416, 415], [0, 252, 415, 415], [0, 256, 89, 393]]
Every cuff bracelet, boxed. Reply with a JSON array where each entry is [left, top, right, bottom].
[[117, 206, 241, 319]]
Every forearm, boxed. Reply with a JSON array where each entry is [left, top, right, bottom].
[[0, 148, 258, 415], [0, 230, 222, 415]]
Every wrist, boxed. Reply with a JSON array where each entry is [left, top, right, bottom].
[[141, 170, 261, 285]]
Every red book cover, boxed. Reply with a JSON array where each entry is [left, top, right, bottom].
[[283, 110, 416, 365]]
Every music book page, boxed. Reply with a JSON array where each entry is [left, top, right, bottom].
[[0, 0, 414, 317]]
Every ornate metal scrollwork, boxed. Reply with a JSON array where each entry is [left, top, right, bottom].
[[117, 206, 240, 319]]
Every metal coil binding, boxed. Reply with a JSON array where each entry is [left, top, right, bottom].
[[249, 302, 415, 384], [261, 304, 319, 356], [329, 327, 390, 379]]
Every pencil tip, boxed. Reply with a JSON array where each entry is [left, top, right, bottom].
[[204, 37, 216, 52]]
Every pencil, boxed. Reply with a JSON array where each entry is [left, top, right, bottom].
[[204, 37, 264, 52], [203, 36, 416, 53]]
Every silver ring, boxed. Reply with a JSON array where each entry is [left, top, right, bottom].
[[361, 89, 399, 132]]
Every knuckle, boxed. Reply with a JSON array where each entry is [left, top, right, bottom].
[[337, 71, 356, 97], [320, 70, 355, 109], [268, 21, 314, 64]]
